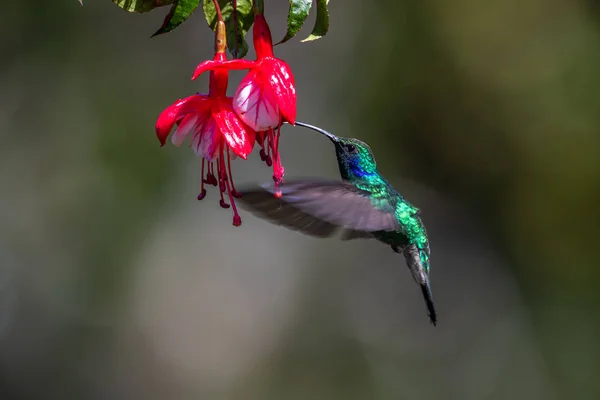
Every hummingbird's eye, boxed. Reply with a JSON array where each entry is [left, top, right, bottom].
[[345, 144, 357, 153]]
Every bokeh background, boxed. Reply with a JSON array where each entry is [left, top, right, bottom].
[[2, 1, 599, 399]]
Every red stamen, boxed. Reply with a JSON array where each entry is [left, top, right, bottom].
[[268, 128, 281, 182], [218, 150, 227, 192], [216, 145, 230, 209], [256, 132, 265, 148], [214, 144, 242, 225], [197, 158, 207, 200], [271, 125, 284, 196], [258, 133, 267, 162], [208, 162, 217, 186], [206, 162, 211, 185], [226, 149, 242, 198], [218, 180, 229, 209], [264, 130, 273, 166], [224, 166, 242, 226], [219, 198, 230, 208]]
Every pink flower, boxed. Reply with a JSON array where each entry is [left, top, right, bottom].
[[190, 10, 296, 186], [155, 22, 255, 226]]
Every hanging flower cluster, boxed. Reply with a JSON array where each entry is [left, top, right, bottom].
[[191, 4, 296, 188], [103, 0, 331, 226], [156, 20, 255, 226], [155, 1, 298, 226]]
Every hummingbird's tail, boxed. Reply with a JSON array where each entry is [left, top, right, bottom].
[[403, 244, 437, 326]]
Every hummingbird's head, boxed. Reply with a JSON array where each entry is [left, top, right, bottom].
[[294, 121, 378, 179]]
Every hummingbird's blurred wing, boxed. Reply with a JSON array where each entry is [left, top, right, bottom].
[[339, 229, 374, 241], [235, 187, 341, 238], [238, 179, 400, 235]]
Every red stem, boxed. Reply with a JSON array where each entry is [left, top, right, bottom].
[[212, 0, 223, 23]]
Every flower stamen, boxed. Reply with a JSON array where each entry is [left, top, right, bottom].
[[217, 148, 230, 209], [224, 168, 242, 226], [269, 125, 284, 197], [226, 149, 242, 198], [208, 162, 217, 186], [198, 158, 207, 200], [264, 131, 273, 166]]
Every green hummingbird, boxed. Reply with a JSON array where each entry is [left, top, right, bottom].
[[238, 122, 436, 325]]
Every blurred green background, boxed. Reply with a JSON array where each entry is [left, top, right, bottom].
[[1, 1, 599, 399]]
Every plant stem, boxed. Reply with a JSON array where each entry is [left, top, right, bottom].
[[253, 0, 264, 15], [212, 0, 223, 23], [233, 0, 239, 57]]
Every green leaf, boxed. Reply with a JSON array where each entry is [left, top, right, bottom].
[[152, 0, 201, 36], [112, 0, 175, 13], [203, 0, 254, 58], [278, 0, 312, 45], [301, 0, 329, 42]]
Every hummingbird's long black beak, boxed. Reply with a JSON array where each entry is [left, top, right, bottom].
[[290, 121, 339, 143]]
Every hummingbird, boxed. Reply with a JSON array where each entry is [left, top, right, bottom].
[[238, 121, 437, 325]]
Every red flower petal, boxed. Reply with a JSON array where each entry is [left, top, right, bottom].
[[233, 69, 280, 131], [265, 58, 296, 124], [212, 99, 255, 160], [155, 95, 198, 145], [155, 95, 212, 145], [192, 59, 256, 81]]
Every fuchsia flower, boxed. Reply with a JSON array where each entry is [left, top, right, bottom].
[[155, 21, 255, 226], [191, 6, 296, 186]]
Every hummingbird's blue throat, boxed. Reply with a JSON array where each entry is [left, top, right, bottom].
[[346, 157, 377, 178], [349, 165, 372, 178]]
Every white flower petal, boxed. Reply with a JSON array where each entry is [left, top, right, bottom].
[[201, 117, 220, 160], [190, 120, 205, 156], [171, 115, 199, 147], [191, 115, 220, 161], [233, 74, 279, 131]]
